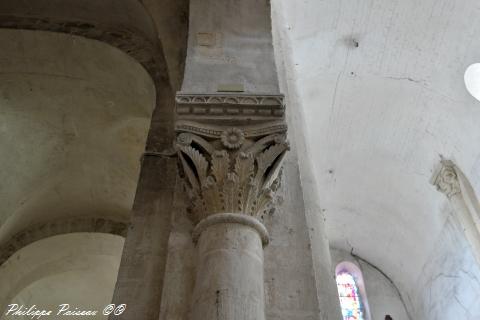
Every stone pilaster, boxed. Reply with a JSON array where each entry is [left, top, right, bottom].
[[431, 159, 480, 265], [175, 93, 288, 320]]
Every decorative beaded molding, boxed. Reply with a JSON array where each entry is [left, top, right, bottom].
[[175, 93, 285, 123], [0, 217, 128, 266], [175, 121, 287, 139], [431, 160, 461, 199], [176, 93, 284, 107]]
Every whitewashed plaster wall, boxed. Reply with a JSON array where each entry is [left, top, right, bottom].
[[411, 205, 480, 320], [272, 0, 480, 318], [330, 248, 409, 320]]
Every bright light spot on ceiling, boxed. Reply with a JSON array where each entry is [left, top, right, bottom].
[[464, 64, 480, 101]]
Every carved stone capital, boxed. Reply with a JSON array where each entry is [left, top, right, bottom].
[[175, 93, 289, 226], [431, 160, 461, 199]]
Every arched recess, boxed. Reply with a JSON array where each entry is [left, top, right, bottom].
[[0, 233, 125, 316], [0, 0, 164, 81], [0, 2, 177, 318], [0, 28, 155, 246], [0, 2, 179, 319], [335, 261, 372, 320], [0, 217, 127, 266], [0, 0, 175, 152]]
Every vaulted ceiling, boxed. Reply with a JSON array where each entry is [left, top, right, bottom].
[[274, 0, 480, 314]]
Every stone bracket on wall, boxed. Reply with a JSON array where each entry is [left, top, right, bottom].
[[174, 92, 289, 228], [431, 159, 461, 199]]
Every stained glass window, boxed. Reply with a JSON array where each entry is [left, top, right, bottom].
[[336, 272, 364, 320]]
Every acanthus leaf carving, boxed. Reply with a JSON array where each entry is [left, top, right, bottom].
[[175, 94, 289, 225], [234, 153, 255, 185], [179, 145, 208, 187], [255, 142, 289, 189], [211, 150, 230, 185]]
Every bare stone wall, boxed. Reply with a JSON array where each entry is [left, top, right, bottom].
[[263, 152, 323, 320]]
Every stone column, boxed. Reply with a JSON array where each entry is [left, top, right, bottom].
[[174, 93, 288, 320], [190, 214, 267, 320], [431, 159, 480, 264]]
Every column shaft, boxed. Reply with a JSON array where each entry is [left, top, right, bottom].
[[450, 195, 480, 264], [191, 220, 265, 320], [432, 159, 480, 265]]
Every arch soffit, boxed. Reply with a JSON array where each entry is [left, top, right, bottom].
[[0, 217, 127, 267], [0, 233, 124, 313], [0, 0, 169, 89], [0, 0, 172, 265]]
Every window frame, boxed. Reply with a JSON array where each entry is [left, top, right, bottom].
[[335, 261, 372, 320]]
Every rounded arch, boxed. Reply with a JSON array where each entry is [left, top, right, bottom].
[[0, 217, 127, 266], [0, 233, 124, 314], [0, 0, 163, 81], [335, 261, 372, 320], [0, 28, 155, 249]]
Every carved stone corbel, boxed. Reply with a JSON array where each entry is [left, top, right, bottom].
[[431, 160, 461, 199]]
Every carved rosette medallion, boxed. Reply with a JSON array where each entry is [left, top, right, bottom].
[[431, 160, 461, 199], [175, 93, 289, 226]]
